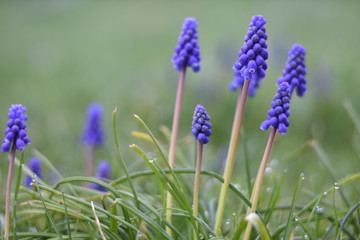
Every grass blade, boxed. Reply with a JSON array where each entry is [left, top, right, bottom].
[[112, 108, 140, 209], [245, 213, 271, 240], [283, 172, 304, 239]]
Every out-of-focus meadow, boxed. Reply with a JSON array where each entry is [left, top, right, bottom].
[[0, 1, 359, 197]]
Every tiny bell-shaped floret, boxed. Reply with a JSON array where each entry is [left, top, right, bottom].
[[1, 104, 30, 152], [230, 15, 268, 96], [82, 103, 105, 147], [91, 160, 111, 192], [26, 157, 42, 188], [172, 18, 201, 72], [277, 44, 307, 97], [260, 82, 292, 134], [192, 105, 212, 144]]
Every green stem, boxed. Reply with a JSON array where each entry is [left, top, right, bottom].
[[243, 128, 277, 240], [4, 142, 17, 240], [214, 80, 250, 235], [193, 141, 203, 240], [166, 64, 187, 236]]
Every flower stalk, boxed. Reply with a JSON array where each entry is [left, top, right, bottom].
[[166, 64, 186, 235], [167, 17, 201, 236], [214, 79, 250, 235], [243, 128, 277, 240], [193, 141, 203, 239], [4, 143, 16, 240]]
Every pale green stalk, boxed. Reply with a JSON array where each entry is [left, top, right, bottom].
[[4, 142, 17, 240], [214, 80, 250, 235], [193, 141, 203, 240], [243, 128, 277, 240], [166, 64, 187, 236]]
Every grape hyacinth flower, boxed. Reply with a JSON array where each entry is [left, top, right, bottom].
[[215, 15, 268, 235], [82, 103, 105, 147], [260, 82, 292, 134], [172, 17, 201, 72], [191, 105, 211, 238], [192, 104, 212, 144], [1, 104, 30, 240], [1, 104, 30, 152], [82, 103, 105, 178], [230, 15, 268, 96], [277, 44, 307, 97], [91, 160, 111, 192], [167, 17, 201, 235], [26, 157, 42, 188]]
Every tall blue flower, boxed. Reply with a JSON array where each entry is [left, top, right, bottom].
[[277, 44, 307, 97], [26, 157, 42, 188], [1, 104, 30, 152], [260, 82, 292, 134], [91, 160, 111, 192], [82, 103, 105, 147], [172, 18, 201, 72], [192, 105, 212, 144], [230, 15, 268, 96]]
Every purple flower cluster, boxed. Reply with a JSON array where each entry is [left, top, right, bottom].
[[172, 18, 201, 72], [1, 104, 30, 152], [91, 160, 111, 192], [26, 157, 42, 188], [82, 103, 105, 147], [230, 15, 269, 96], [260, 82, 292, 134], [192, 105, 212, 144], [277, 44, 307, 97]]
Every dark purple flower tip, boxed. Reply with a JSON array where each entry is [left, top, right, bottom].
[[192, 105, 212, 144], [260, 82, 292, 135], [1, 104, 30, 152], [172, 18, 201, 72], [82, 103, 105, 147], [26, 157, 42, 188], [230, 15, 268, 96], [277, 44, 307, 97], [91, 160, 111, 192]]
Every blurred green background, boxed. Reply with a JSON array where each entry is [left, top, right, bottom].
[[0, 1, 359, 197]]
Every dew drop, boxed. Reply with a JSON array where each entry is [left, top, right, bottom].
[[334, 182, 340, 190], [300, 172, 305, 180], [265, 167, 272, 174], [316, 205, 324, 214], [232, 212, 236, 216], [323, 191, 328, 196], [225, 219, 230, 225], [266, 187, 272, 192]]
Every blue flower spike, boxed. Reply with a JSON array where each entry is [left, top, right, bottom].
[[26, 157, 42, 188], [230, 15, 269, 96], [260, 82, 292, 134], [277, 44, 307, 97], [1, 104, 30, 152], [192, 105, 212, 144], [82, 103, 105, 147], [172, 18, 201, 72], [91, 160, 111, 192]]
